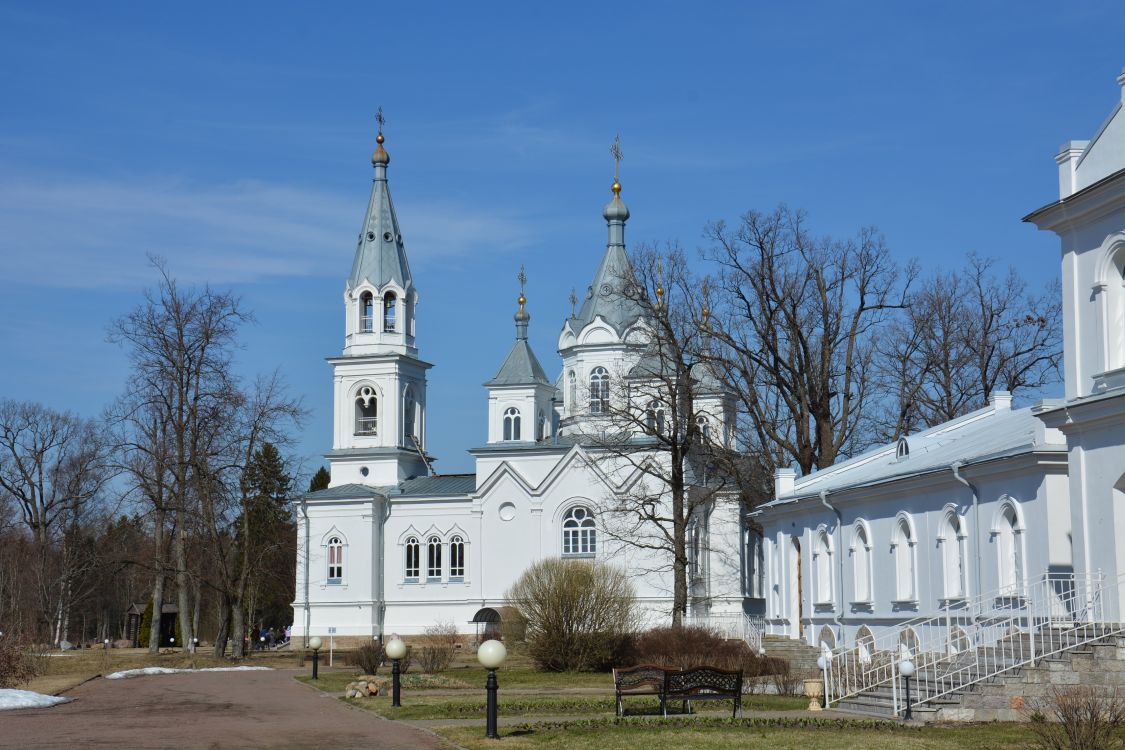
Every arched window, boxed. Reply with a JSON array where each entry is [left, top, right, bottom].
[[645, 401, 666, 435], [383, 292, 397, 332], [449, 535, 465, 580], [404, 536, 420, 581], [326, 537, 344, 584], [996, 503, 1023, 594], [818, 625, 836, 651], [360, 292, 374, 333], [940, 510, 967, 599], [892, 515, 917, 602], [855, 626, 874, 666], [696, 415, 711, 443], [897, 438, 909, 459], [589, 367, 609, 414], [355, 386, 378, 435], [403, 387, 416, 444], [536, 410, 546, 442], [427, 535, 442, 580], [503, 407, 521, 441], [852, 522, 872, 603], [1103, 246, 1125, 372], [562, 506, 596, 556], [568, 371, 577, 413], [813, 528, 832, 604]]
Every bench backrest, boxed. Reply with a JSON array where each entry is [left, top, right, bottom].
[[613, 664, 669, 692], [665, 666, 743, 695]]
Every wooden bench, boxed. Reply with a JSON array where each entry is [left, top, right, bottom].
[[612, 664, 669, 717], [663, 666, 743, 719]]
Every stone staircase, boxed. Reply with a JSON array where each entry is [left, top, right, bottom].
[[761, 634, 821, 675], [835, 630, 1125, 720]]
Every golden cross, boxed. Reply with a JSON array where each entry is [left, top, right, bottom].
[[610, 134, 623, 181]]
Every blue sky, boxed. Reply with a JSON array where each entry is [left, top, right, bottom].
[[1, 2, 1123, 477]]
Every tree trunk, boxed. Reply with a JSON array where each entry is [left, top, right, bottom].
[[231, 599, 246, 659], [214, 595, 231, 658], [148, 508, 166, 654], [172, 525, 193, 652]]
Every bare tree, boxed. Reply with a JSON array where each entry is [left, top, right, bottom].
[[0, 400, 112, 643], [705, 205, 913, 474], [875, 254, 1062, 438], [580, 244, 742, 626]]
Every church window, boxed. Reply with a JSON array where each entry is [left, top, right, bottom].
[[589, 367, 609, 414], [562, 506, 596, 556], [813, 528, 832, 605], [355, 386, 378, 436], [645, 401, 666, 435], [427, 535, 442, 580], [360, 292, 374, 333], [404, 537, 420, 581], [403, 387, 416, 444], [892, 515, 917, 602], [996, 503, 1023, 595], [326, 537, 344, 584], [383, 292, 397, 332], [696, 415, 711, 442], [897, 438, 909, 459], [568, 371, 577, 413], [449, 535, 465, 580], [1103, 247, 1125, 372], [940, 510, 967, 600], [852, 522, 872, 603], [536, 410, 546, 441], [503, 407, 521, 441], [746, 527, 765, 598]]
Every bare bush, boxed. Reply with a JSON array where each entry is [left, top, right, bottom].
[[632, 625, 788, 680], [506, 558, 639, 672], [0, 638, 39, 688], [1027, 685, 1125, 750], [769, 659, 802, 697], [416, 621, 459, 673], [347, 641, 383, 675]]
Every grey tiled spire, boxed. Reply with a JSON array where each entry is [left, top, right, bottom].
[[485, 289, 551, 387], [566, 174, 644, 336], [347, 129, 412, 291]]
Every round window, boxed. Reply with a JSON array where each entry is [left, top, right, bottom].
[[383, 232, 393, 242], [366, 231, 375, 241], [360, 466, 369, 477], [498, 502, 516, 522]]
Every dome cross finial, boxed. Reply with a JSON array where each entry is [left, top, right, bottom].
[[610, 134, 623, 193], [517, 264, 527, 308], [371, 106, 390, 165]]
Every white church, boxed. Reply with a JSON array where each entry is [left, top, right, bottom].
[[292, 130, 746, 643], [294, 67, 1125, 704]]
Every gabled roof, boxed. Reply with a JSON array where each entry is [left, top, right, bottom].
[[568, 243, 645, 337], [390, 474, 477, 497], [485, 339, 552, 387], [347, 135, 412, 292], [759, 400, 1066, 510]]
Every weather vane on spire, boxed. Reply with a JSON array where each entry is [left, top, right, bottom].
[[375, 106, 386, 134], [610, 134, 623, 183]]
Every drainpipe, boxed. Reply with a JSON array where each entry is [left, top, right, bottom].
[[377, 498, 391, 642], [819, 490, 845, 643], [300, 497, 311, 647], [951, 461, 983, 602]]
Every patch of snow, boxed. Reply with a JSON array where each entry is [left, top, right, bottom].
[[0, 689, 72, 711], [105, 666, 273, 680]]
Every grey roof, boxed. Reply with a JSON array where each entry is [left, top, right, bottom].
[[485, 309, 552, 387], [390, 474, 476, 496], [347, 149, 412, 291], [760, 401, 1067, 510], [305, 483, 386, 501], [626, 351, 726, 395], [567, 243, 645, 336]]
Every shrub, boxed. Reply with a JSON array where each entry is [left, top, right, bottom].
[[506, 557, 639, 672], [0, 637, 39, 688], [632, 625, 790, 684], [348, 641, 384, 675], [416, 621, 459, 673], [1026, 685, 1125, 750]]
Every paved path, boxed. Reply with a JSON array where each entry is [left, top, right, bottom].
[[0, 668, 451, 750]]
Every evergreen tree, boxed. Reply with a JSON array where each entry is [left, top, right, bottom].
[[239, 443, 296, 632], [308, 466, 330, 493]]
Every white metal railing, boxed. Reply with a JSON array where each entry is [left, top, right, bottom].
[[685, 612, 765, 655], [359, 316, 374, 333], [355, 417, 377, 435], [822, 571, 1125, 715]]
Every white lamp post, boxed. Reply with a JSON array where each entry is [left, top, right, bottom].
[[899, 656, 916, 720], [385, 637, 407, 708], [308, 636, 323, 680], [477, 640, 507, 739]]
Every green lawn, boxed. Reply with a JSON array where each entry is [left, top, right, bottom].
[[297, 666, 614, 693], [436, 717, 1042, 750], [344, 693, 806, 720]]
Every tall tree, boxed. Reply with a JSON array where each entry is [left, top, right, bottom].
[[705, 205, 912, 475], [308, 467, 330, 493]]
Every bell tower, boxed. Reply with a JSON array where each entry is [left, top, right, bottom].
[[326, 116, 432, 487]]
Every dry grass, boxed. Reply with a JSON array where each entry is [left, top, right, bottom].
[[23, 647, 303, 694]]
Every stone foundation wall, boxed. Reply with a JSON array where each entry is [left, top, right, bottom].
[[934, 636, 1125, 722]]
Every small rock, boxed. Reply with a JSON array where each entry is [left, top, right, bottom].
[[366, 682, 380, 696]]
